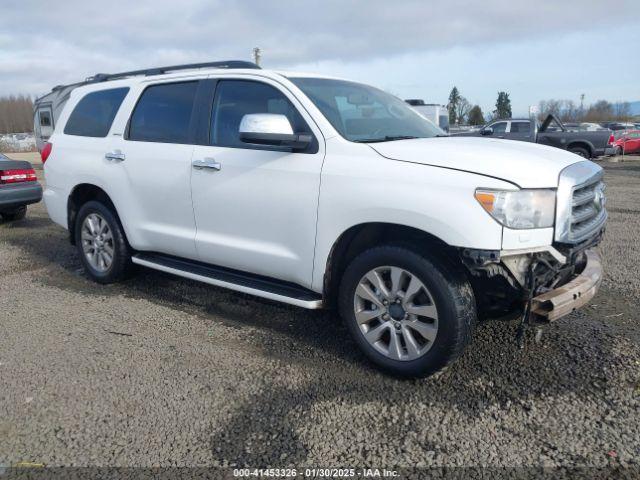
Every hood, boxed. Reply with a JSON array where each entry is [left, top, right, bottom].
[[368, 137, 583, 188]]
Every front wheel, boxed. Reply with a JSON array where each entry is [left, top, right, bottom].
[[75, 200, 132, 284], [338, 245, 476, 378]]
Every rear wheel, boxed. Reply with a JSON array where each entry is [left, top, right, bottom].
[[75, 200, 132, 283], [0, 205, 27, 221], [338, 245, 476, 378], [569, 146, 590, 158]]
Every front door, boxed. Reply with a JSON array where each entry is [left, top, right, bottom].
[[190, 78, 325, 287], [485, 121, 507, 138], [624, 132, 640, 153]]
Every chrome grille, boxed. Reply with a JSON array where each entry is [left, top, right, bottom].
[[569, 179, 606, 242], [555, 162, 607, 244]]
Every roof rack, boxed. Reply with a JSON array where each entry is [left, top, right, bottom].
[[85, 60, 260, 83]]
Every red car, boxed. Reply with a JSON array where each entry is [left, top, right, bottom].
[[613, 130, 640, 155]]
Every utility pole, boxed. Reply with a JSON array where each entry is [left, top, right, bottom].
[[252, 47, 261, 67]]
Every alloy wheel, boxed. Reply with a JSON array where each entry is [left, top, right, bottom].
[[353, 266, 439, 361], [81, 213, 114, 273]]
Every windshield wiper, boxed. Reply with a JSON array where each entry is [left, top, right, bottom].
[[354, 135, 420, 143]]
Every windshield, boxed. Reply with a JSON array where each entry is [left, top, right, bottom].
[[289, 77, 445, 142]]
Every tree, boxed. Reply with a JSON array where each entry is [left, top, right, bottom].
[[613, 102, 631, 122], [494, 91, 512, 119], [454, 96, 472, 125], [468, 105, 485, 125], [584, 100, 613, 122], [562, 100, 578, 122], [537, 99, 580, 122], [0, 95, 34, 134], [447, 86, 460, 125]]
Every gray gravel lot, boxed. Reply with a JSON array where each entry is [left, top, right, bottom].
[[0, 159, 639, 471]]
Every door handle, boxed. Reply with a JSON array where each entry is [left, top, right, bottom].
[[192, 158, 221, 171], [105, 150, 125, 162]]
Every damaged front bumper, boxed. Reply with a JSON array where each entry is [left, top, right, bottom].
[[461, 234, 604, 322], [530, 248, 602, 321]]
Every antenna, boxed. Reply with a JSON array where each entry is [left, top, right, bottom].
[[253, 47, 262, 67]]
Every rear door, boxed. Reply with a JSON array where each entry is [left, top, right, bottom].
[[507, 121, 532, 142], [190, 77, 325, 287], [109, 80, 203, 258]]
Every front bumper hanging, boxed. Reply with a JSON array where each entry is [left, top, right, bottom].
[[531, 249, 602, 321]]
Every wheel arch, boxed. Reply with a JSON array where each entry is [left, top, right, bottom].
[[322, 222, 460, 307], [567, 140, 594, 157], [67, 183, 120, 245]]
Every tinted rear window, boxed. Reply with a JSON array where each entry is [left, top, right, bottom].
[[128, 82, 198, 144], [64, 88, 129, 137]]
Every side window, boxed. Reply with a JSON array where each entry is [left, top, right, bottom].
[[510, 121, 530, 133], [128, 82, 198, 144], [39, 110, 52, 127], [210, 80, 312, 149], [64, 88, 129, 137], [491, 122, 507, 134]]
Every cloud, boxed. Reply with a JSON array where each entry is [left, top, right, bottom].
[[0, 0, 639, 95]]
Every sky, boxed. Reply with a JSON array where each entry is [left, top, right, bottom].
[[1, 0, 639, 116]]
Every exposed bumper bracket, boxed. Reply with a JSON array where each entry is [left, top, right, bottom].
[[531, 249, 602, 321]]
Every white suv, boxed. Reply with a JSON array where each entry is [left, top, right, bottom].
[[41, 60, 607, 377]]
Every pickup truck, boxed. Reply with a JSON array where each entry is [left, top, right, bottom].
[[453, 114, 613, 159], [41, 61, 607, 377]]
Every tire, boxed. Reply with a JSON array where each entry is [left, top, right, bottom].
[[615, 146, 623, 156], [0, 205, 27, 221], [75, 200, 132, 284], [569, 146, 590, 159], [338, 244, 476, 378]]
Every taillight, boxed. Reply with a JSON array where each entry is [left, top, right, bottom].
[[0, 168, 37, 184], [608, 134, 614, 145], [41, 142, 52, 164]]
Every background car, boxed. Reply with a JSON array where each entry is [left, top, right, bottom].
[[0, 153, 42, 220], [613, 130, 640, 155]]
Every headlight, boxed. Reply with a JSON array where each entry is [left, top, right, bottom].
[[475, 188, 556, 229]]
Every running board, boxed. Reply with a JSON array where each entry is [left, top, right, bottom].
[[131, 253, 324, 309]]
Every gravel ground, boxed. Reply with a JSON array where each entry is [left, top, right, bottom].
[[0, 159, 638, 473]]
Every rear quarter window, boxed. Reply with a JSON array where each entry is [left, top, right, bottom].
[[64, 88, 129, 137]]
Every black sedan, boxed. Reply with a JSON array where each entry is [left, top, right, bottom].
[[0, 153, 43, 221]]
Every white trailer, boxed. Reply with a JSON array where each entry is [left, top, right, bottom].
[[405, 99, 449, 133]]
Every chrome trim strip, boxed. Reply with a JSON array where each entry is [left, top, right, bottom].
[[131, 256, 324, 310]]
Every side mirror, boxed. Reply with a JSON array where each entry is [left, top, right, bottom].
[[481, 127, 493, 136], [239, 114, 311, 149]]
